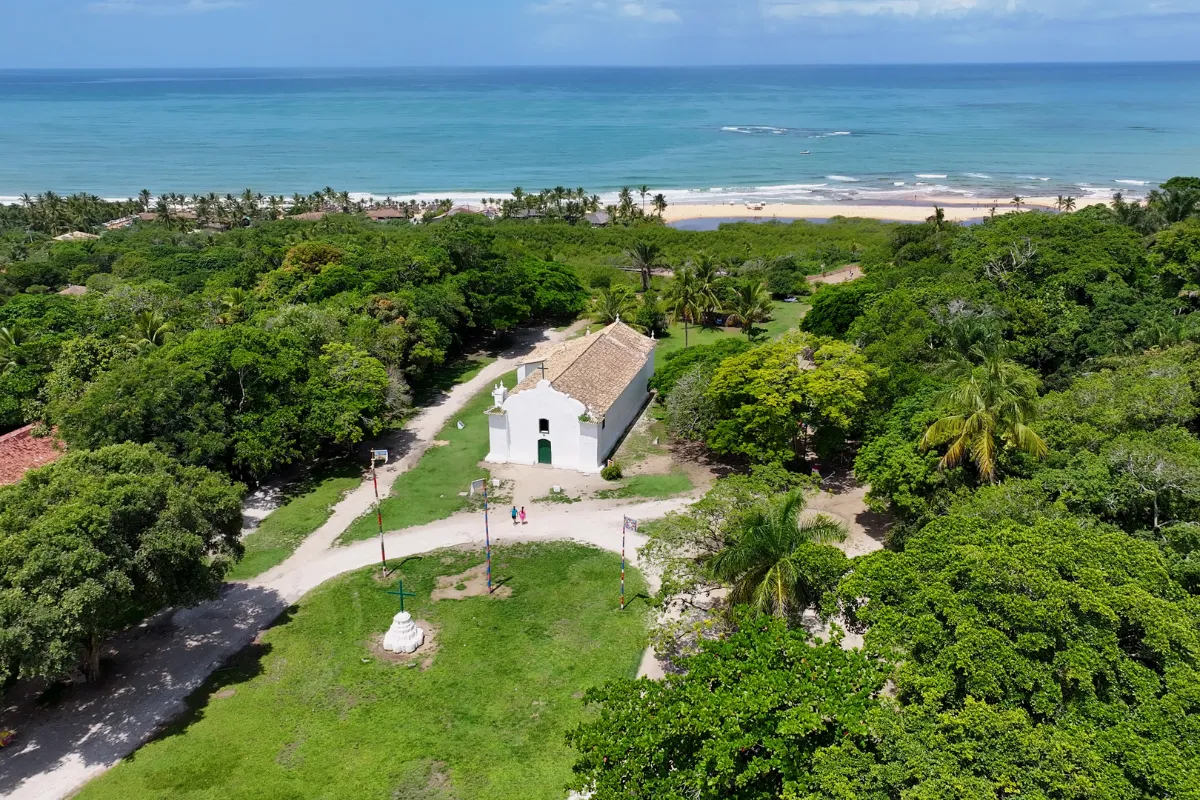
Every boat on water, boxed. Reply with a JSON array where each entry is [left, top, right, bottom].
[[799, 150, 811, 155]]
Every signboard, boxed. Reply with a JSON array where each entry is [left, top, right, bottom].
[[470, 478, 485, 496], [371, 449, 389, 463]]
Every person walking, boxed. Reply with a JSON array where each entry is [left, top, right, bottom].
[[519, 506, 527, 525], [511, 505, 518, 526]]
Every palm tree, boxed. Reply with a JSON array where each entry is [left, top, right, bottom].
[[1054, 195, 1065, 212], [1063, 196, 1077, 212], [591, 286, 637, 325], [689, 254, 722, 327], [920, 352, 1048, 483], [662, 264, 701, 348], [625, 241, 663, 293], [638, 184, 650, 212], [725, 278, 773, 338], [929, 205, 946, 230], [618, 187, 634, 220], [217, 288, 248, 325], [0, 325, 27, 372], [708, 489, 847, 620], [652, 193, 667, 218], [138, 189, 152, 212], [1010, 196, 1024, 209], [124, 311, 173, 352]]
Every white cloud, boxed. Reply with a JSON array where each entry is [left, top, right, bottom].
[[531, 0, 681, 23], [620, 2, 682, 21], [88, 0, 242, 13], [760, 0, 1200, 18]]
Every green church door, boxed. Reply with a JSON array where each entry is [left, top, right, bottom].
[[537, 439, 552, 465]]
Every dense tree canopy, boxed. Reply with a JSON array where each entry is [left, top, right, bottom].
[[0, 444, 243, 682]]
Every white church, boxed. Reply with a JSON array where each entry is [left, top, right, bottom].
[[485, 321, 656, 473]]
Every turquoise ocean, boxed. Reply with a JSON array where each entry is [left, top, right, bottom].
[[1, 63, 1198, 206]]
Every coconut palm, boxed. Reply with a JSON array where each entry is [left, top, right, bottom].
[[708, 489, 848, 620], [591, 286, 638, 325], [929, 205, 946, 230], [725, 278, 773, 338], [652, 193, 667, 218], [217, 288, 249, 325], [0, 325, 27, 372], [1063, 196, 1077, 212], [124, 311, 173, 352], [638, 184, 650, 212], [920, 352, 1048, 483], [1010, 196, 1024, 209], [662, 264, 702, 348], [625, 241, 663, 292], [618, 187, 634, 220]]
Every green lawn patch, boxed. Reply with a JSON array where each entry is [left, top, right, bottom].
[[227, 464, 362, 581], [653, 300, 809, 366], [76, 543, 648, 800], [341, 371, 518, 543], [594, 470, 694, 500]]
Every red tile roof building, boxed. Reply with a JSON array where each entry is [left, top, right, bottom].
[[0, 425, 65, 486]]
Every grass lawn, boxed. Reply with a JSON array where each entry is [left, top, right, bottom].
[[341, 371, 518, 543], [76, 543, 649, 800], [227, 464, 363, 581], [595, 470, 694, 500], [653, 299, 810, 366]]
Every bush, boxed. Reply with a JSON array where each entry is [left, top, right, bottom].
[[589, 273, 612, 289], [601, 462, 623, 481]]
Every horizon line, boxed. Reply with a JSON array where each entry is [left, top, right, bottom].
[[3, 59, 1200, 71]]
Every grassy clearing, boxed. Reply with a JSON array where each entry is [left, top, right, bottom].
[[595, 470, 694, 500], [227, 464, 362, 581], [653, 300, 809, 365], [532, 491, 582, 505], [341, 371, 518, 543], [76, 542, 649, 800]]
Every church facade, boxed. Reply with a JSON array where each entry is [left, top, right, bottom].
[[485, 321, 656, 473]]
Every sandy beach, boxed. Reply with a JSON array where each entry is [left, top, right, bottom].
[[662, 195, 1068, 223]]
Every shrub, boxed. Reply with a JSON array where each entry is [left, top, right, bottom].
[[601, 462, 623, 481]]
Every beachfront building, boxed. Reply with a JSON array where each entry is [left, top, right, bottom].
[[485, 321, 656, 473]]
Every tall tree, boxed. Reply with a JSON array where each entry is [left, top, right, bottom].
[[662, 264, 701, 348], [625, 241, 663, 292], [921, 352, 1048, 483], [591, 286, 637, 325], [708, 489, 848, 620], [0, 444, 243, 682], [638, 184, 650, 212], [725, 278, 773, 338]]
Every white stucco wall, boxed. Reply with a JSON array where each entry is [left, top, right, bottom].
[[485, 411, 509, 463], [597, 349, 655, 464], [492, 380, 589, 470], [517, 361, 543, 382]]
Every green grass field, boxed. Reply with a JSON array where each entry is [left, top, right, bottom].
[[653, 299, 809, 365], [76, 543, 649, 800], [227, 464, 363, 581], [340, 371, 518, 543], [595, 470, 694, 500]]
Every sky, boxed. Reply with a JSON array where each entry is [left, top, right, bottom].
[[2, 0, 1200, 68]]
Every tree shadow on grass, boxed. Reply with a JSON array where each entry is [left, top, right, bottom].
[[0, 584, 292, 794]]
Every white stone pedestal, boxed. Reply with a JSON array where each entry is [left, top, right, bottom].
[[382, 611, 424, 654]]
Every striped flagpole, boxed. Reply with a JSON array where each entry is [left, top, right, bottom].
[[484, 486, 493, 593], [620, 516, 626, 610], [373, 460, 387, 575]]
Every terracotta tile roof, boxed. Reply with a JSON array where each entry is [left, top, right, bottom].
[[0, 425, 65, 486], [510, 321, 655, 418]]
